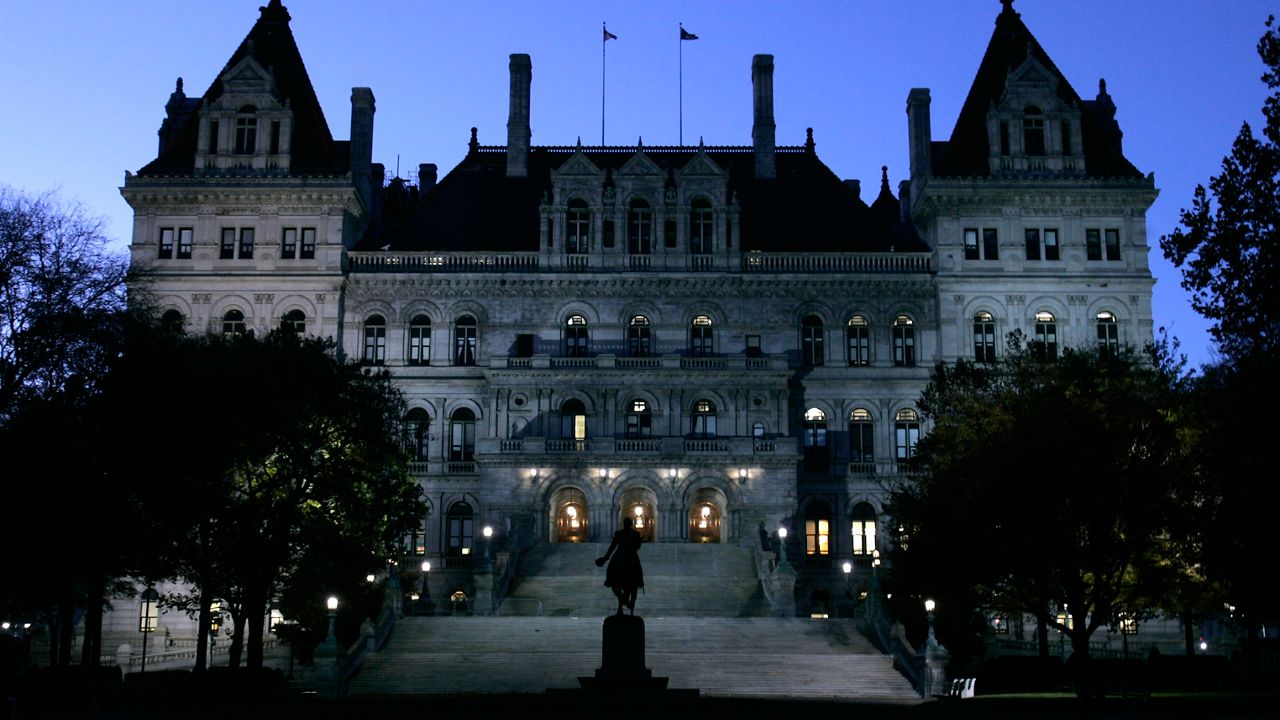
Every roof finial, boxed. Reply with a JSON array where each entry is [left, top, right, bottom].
[[1099, 78, 1108, 94], [175, 77, 184, 94], [637, 136, 644, 149], [805, 127, 815, 153], [469, 127, 479, 153], [881, 165, 890, 190], [1000, 0, 1016, 15], [698, 136, 705, 148]]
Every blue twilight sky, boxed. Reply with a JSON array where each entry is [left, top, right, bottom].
[[1, 0, 1272, 370]]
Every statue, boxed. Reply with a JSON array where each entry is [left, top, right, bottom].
[[596, 516, 643, 615]]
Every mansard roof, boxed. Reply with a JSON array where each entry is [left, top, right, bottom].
[[136, 0, 348, 176], [934, 0, 1141, 179], [361, 144, 925, 254]]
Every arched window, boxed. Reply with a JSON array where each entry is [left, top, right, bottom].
[[1023, 106, 1045, 156], [160, 309, 184, 333], [561, 398, 587, 443], [234, 105, 257, 155], [627, 199, 652, 255], [805, 502, 831, 556], [222, 309, 246, 337], [446, 502, 474, 558], [1096, 311, 1119, 354], [973, 311, 995, 363], [689, 198, 713, 254], [801, 315, 824, 366], [689, 315, 713, 357], [850, 502, 878, 556], [282, 309, 305, 335], [454, 315, 477, 366], [627, 315, 652, 357], [803, 407, 828, 471], [449, 408, 476, 462], [892, 315, 916, 367], [564, 314, 590, 357], [1034, 311, 1058, 359], [567, 199, 590, 254], [363, 315, 386, 364], [691, 399, 717, 439], [846, 315, 870, 366], [626, 399, 652, 438], [403, 408, 430, 461], [849, 408, 874, 464], [894, 409, 920, 466], [408, 315, 431, 366]]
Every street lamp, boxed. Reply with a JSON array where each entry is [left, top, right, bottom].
[[925, 599, 937, 646], [776, 526, 789, 566], [482, 525, 494, 566], [138, 587, 159, 673], [322, 595, 339, 654]]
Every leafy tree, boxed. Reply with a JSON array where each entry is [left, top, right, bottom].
[[888, 336, 1195, 696], [1160, 17, 1280, 360], [101, 325, 425, 670]]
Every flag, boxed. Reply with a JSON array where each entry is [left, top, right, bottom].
[[680, 27, 698, 41], [604, 27, 617, 41]]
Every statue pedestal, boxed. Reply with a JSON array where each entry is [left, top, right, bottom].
[[551, 614, 696, 705]]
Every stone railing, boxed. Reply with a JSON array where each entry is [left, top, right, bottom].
[[847, 461, 919, 478], [546, 438, 592, 452], [684, 438, 730, 453], [348, 251, 539, 273], [742, 252, 931, 274]]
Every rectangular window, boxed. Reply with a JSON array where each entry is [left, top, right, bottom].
[[234, 116, 257, 155], [999, 121, 1010, 156], [963, 228, 979, 260], [208, 120, 219, 154], [1086, 229, 1102, 261], [545, 217, 554, 249], [300, 228, 316, 259], [1105, 228, 1121, 261], [270, 120, 281, 154], [983, 228, 999, 260], [1044, 229, 1059, 260], [158, 228, 174, 259], [1060, 120, 1072, 156], [805, 519, 830, 556], [664, 218, 677, 248], [745, 335, 762, 357], [602, 219, 615, 248], [281, 228, 297, 259], [238, 228, 255, 259], [176, 228, 193, 259], [220, 228, 236, 259], [1024, 228, 1040, 261]]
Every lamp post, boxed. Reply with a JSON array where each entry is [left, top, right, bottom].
[[321, 596, 339, 655], [482, 525, 494, 567], [138, 587, 159, 673], [925, 598, 937, 647], [776, 526, 789, 566]]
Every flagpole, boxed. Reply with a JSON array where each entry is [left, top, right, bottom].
[[679, 23, 684, 146], [602, 22, 607, 146]]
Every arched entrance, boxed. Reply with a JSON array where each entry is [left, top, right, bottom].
[[618, 486, 657, 542], [688, 487, 724, 543], [552, 487, 589, 543]]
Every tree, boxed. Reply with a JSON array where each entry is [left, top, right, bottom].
[[101, 325, 426, 670], [0, 188, 133, 668], [888, 336, 1195, 696], [1160, 17, 1280, 360]]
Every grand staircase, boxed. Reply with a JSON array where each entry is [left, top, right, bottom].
[[345, 543, 920, 702]]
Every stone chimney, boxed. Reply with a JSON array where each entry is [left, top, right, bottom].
[[350, 87, 376, 210], [507, 54, 532, 177], [418, 163, 438, 191], [752, 54, 776, 180], [906, 88, 931, 213]]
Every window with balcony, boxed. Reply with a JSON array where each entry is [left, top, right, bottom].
[[1096, 311, 1119, 354], [689, 315, 713, 356], [234, 107, 257, 155], [973, 311, 996, 363], [446, 501, 474, 558], [1034, 311, 1058, 359], [849, 408, 874, 464], [564, 314, 590, 357], [408, 315, 431, 365], [403, 408, 430, 461], [449, 408, 476, 462], [846, 315, 870, 366], [894, 408, 920, 466], [363, 315, 386, 364], [1023, 106, 1045, 156], [567, 199, 589, 254], [626, 399, 652, 438], [691, 399, 717, 439], [560, 399, 587, 445], [690, 198, 713, 254], [803, 407, 828, 471], [801, 315, 824, 366], [454, 315, 478, 366], [851, 502, 878, 556], [627, 199, 652, 255], [627, 315, 652, 357], [892, 315, 916, 367]]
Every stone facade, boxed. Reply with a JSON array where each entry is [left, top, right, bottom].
[[120, 0, 1156, 627]]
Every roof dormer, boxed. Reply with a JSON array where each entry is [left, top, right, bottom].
[[195, 55, 294, 175], [986, 54, 1083, 176]]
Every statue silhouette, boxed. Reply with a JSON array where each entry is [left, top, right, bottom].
[[596, 516, 644, 615]]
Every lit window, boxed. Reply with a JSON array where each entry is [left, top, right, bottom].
[[627, 316, 652, 357], [403, 408, 430, 461], [801, 315, 824, 366], [282, 309, 305, 335], [561, 399, 587, 443], [627, 199, 652, 255], [849, 408, 874, 463], [449, 408, 476, 462], [851, 502, 877, 556], [803, 407, 827, 471], [446, 502, 474, 557], [1096, 311, 1119, 354], [691, 399, 717, 439], [689, 315, 713, 357], [1034, 311, 1058, 359], [454, 315, 478, 366], [805, 503, 831, 556], [846, 316, 870, 366], [408, 315, 431, 366], [626, 399, 652, 438], [690, 199, 713, 254], [403, 521, 427, 556], [973, 311, 996, 363], [894, 408, 920, 465], [892, 315, 915, 367], [222, 309, 247, 337], [567, 200, 589, 254], [1023, 106, 1045, 156], [363, 315, 386, 364], [564, 315, 590, 357]]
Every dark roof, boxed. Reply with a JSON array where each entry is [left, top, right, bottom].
[[935, 1, 1142, 179], [136, 0, 347, 176], [361, 144, 926, 254]]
